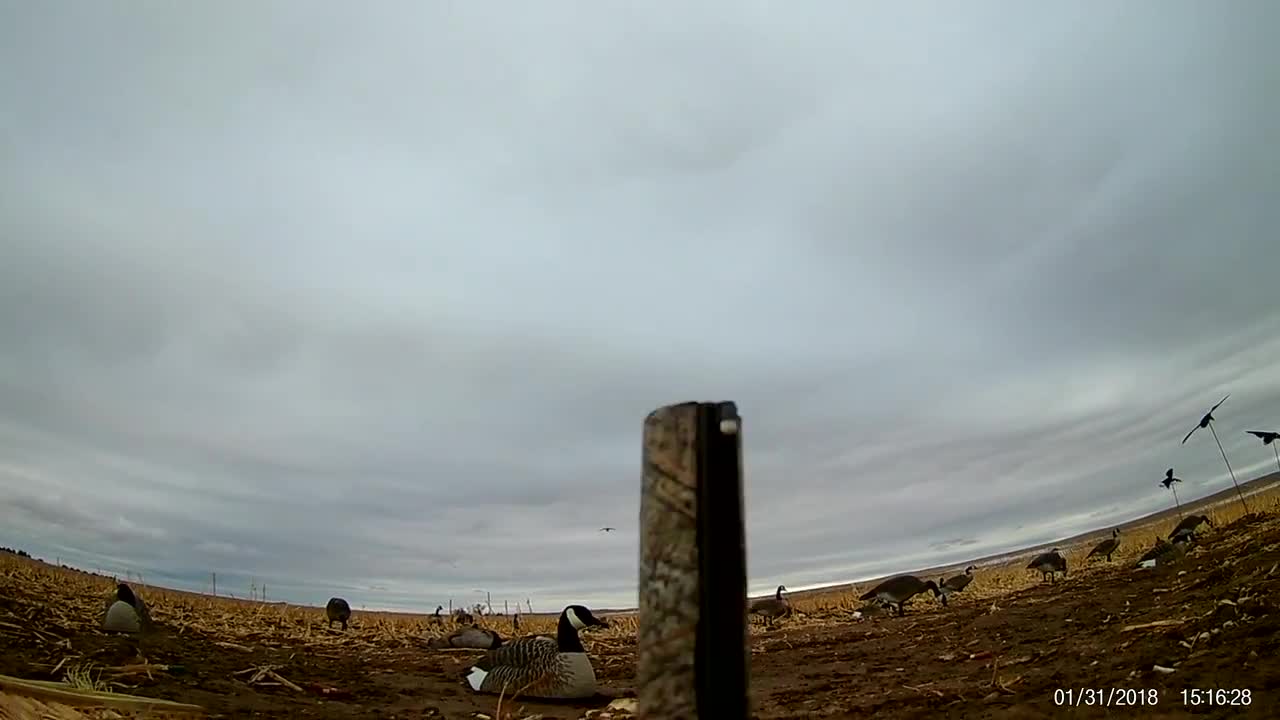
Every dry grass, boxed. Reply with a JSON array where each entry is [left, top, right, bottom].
[[8, 487, 1279, 640], [784, 482, 1280, 619], [3, 483, 1275, 660], [0, 553, 640, 653]]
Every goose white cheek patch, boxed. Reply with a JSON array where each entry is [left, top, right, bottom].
[[566, 608, 587, 630], [466, 666, 488, 691]]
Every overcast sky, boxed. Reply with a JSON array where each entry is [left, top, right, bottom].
[[2, 2, 1278, 613]]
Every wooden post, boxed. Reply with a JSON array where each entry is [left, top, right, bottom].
[[638, 401, 748, 718]]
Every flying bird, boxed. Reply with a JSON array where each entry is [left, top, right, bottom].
[[1182, 394, 1229, 444], [1246, 430, 1280, 472], [1181, 394, 1249, 514], [598, 527, 616, 533]]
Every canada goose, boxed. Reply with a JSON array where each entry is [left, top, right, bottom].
[[1086, 529, 1122, 562], [102, 582, 150, 634], [858, 575, 941, 616], [1169, 514, 1213, 543], [1026, 549, 1067, 583], [465, 604, 609, 699], [937, 566, 976, 607], [454, 608, 474, 625], [429, 624, 504, 650], [599, 527, 616, 532], [748, 585, 791, 626], [432, 605, 444, 624], [326, 597, 352, 630], [1138, 535, 1191, 567]]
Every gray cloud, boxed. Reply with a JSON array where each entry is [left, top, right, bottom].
[[2, 1, 1278, 610]]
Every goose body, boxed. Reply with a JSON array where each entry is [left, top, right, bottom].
[[748, 585, 791, 626], [465, 604, 608, 699], [937, 566, 975, 606], [1086, 529, 1122, 562], [1169, 514, 1212, 542], [102, 583, 150, 634], [1138, 536, 1190, 567], [326, 597, 351, 630], [430, 624, 504, 650], [1026, 549, 1067, 582], [858, 575, 940, 616]]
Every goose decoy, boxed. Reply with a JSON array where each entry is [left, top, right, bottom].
[[1182, 395, 1229, 444], [1086, 529, 1122, 562], [1161, 469, 1184, 514], [1137, 535, 1191, 568], [465, 604, 609, 699], [748, 585, 791, 627], [937, 566, 976, 607], [1169, 514, 1213, 543], [858, 575, 941, 616], [429, 624, 504, 650], [1246, 430, 1280, 445], [325, 597, 351, 630], [1182, 395, 1250, 514], [1026, 549, 1067, 583], [1246, 430, 1280, 472], [454, 608, 474, 625], [431, 605, 444, 624], [102, 582, 150, 634]]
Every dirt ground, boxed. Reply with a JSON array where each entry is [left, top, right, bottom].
[[4, 511, 1280, 719]]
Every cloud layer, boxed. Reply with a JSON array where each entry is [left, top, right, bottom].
[[2, 1, 1278, 611]]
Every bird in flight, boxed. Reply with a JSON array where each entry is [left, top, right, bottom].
[[1246, 430, 1280, 445], [1182, 394, 1229, 444], [599, 527, 616, 533], [1247, 430, 1280, 473]]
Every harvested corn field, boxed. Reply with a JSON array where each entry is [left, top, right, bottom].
[[3, 486, 1280, 719]]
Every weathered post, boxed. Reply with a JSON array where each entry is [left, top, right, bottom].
[[638, 401, 748, 718]]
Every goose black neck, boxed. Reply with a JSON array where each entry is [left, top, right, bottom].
[[556, 613, 586, 653]]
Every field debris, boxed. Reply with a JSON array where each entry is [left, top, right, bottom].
[[0, 483, 1277, 718]]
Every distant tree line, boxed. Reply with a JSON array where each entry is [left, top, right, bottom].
[[0, 546, 32, 558]]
